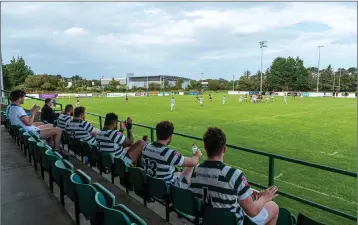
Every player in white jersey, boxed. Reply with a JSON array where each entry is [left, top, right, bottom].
[[271, 92, 275, 102], [265, 93, 269, 103], [239, 95, 243, 104], [170, 97, 175, 111], [252, 95, 257, 103], [222, 95, 226, 105], [199, 97, 204, 106], [283, 94, 287, 104], [300, 92, 303, 100], [189, 127, 279, 225]]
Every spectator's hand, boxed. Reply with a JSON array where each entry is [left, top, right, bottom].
[[195, 149, 202, 158], [120, 122, 126, 131], [32, 105, 40, 114], [260, 186, 278, 203], [125, 117, 132, 130]]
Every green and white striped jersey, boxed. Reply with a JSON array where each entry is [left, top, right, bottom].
[[65, 119, 97, 145], [189, 161, 253, 224], [141, 142, 184, 183]]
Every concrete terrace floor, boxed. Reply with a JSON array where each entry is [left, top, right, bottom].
[[0, 126, 187, 225]]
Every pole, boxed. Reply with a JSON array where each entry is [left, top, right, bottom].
[[259, 41, 267, 93], [316, 45, 324, 92], [232, 75, 235, 91], [333, 69, 336, 92], [338, 69, 341, 92]]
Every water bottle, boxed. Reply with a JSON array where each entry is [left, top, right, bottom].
[[84, 156, 89, 165], [192, 144, 198, 155]]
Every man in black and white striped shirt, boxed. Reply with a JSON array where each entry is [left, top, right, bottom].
[[65, 106, 98, 145], [96, 113, 145, 165], [57, 104, 73, 129], [141, 121, 202, 188], [189, 127, 279, 225]]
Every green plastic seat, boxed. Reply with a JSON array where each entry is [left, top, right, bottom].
[[54, 159, 75, 205], [69, 136, 82, 156], [61, 130, 70, 150], [203, 206, 238, 225], [71, 171, 98, 225], [277, 208, 295, 225], [99, 152, 117, 183], [23, 132, 32, 156], [171, 185, 202, 225], [112, 204, 147, 225], [128, 167, 149, 206], [45, 149, 63, 192], [81, 141, 94, 167], [297, 213, 325, 225], [147, 177, 172, 221], [95, 192, 139, 225], [27, 137, 38, 164], [114, 157, 132, 194], [92, 183, 116, 208]]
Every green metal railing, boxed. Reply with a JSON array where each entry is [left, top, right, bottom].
[[1, 90, 63, 112], [87, 111, 357, 222]]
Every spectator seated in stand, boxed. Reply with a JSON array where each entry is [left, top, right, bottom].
[[65, 106, 99, 146], [41, 98, 57, 124], [96, 113, 145, 165], [189, 127, 279, 225], [7, 90, 68, 157], [57, 104, 73, 129], [141, 121, 202, 188]]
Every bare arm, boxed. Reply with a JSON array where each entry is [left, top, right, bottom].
[[239, 186, 278, 217], [20, 114, 35, 126], [183, 150, 202, 167]]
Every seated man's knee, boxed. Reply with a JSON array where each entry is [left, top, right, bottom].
[[265, 201, 279, 218]]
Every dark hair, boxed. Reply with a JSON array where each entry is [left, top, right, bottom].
[[74, 106, 85, 117], [156, 121, 174, 140], [10, 90, 26, 101], [104, 113, 118, 127], [64, 104, 73, 113], [44, 98, 52, 104], [203, 127, 226, 157]]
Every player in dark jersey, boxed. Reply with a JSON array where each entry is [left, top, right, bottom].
[[209, 94, 212, 102], [126, 94, 128, 103]]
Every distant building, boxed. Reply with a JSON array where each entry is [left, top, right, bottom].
[[100, 78, 127, 88], [127, 75, 191, 89]]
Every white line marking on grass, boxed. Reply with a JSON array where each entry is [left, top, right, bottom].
[[274, 173, 283, 179], [329, 152, 338, 156], [169, 145, 357, 205]]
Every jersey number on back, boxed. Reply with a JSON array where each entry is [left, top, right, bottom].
[[143, 158, 158, 177]]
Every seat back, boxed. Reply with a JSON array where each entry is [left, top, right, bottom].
[[128, 167, 148, 197], [45, 150, 62, 182], [171, 185, 201, 219], [69, 133, 82, 155], [33, 141, 43, 163], [100, 152, 113, 173], [81, 141, 92, 162], [91, 144, 102, 170], [70, 173, 98, 219], [27, 137, 38, 155], [203, 206, 238, 225], [297, 213, 325, 225], [95, 193, 132, 225], [113, 204, 147, 225], [55, 160, 76, 200], [114, 157, 128, 179], [92, 183, 116, 208], [278, 208, 294, 225], [38, 143, 52, 169], [147, 177, 170, 201]]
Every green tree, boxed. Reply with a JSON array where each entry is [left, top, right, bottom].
[[149, 82, 160, 91], [5, 56, 34, 89], [108, 78, 119, 91], [319, 65, 334, 91], [175, 78, 184, 90]]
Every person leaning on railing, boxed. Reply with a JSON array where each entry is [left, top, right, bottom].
[[189, 127, 279, 225], [96, 113, 145, 165], [65, 106, 99, 146], [7, 90, 68, 157]]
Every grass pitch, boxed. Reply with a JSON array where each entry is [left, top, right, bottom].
[[28, 93, 356, 224]]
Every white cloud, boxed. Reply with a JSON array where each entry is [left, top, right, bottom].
[[1, 2, 356, 79], [63, 27, 88, 36]]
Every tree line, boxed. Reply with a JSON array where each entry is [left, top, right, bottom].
[[2, 55, 357, 93]]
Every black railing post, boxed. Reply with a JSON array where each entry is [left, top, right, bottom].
[[150, 128, 154, 142], [99, 116, 103, 129], [268, 156, 274, 187]]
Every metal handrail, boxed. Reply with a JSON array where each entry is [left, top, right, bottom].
[[1, 90, 63, 112], [86, 111, 357, 222]]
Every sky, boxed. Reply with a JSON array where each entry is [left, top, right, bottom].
[[1, 2, 357, 80]]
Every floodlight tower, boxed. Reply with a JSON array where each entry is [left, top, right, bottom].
[[316, 45, 324, 92], [259, 41, 267, 93]]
